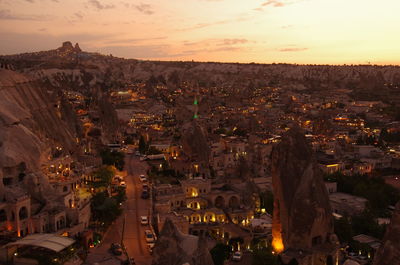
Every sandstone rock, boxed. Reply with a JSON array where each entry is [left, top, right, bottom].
[[181, 121, 210, 163], [152, 218, 214, 265], [0, 69, 76, 202], [271, 126, 338, 264], [97, 91, 120, 143], [372, 201, 400, 265]]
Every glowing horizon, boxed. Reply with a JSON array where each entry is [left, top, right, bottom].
[[0, 0, 399, 65]]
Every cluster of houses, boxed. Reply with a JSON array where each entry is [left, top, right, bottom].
[[110, 80, 400, 259]]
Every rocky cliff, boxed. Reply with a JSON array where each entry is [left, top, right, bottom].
[[372, 201, 400, 265], [271, 126, 338, 264], [0, 69, 76, 202], [152, 218, 214, 265]]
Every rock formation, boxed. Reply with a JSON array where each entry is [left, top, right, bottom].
[[59, 94, 83, 138], [152, 218, 214, 265], [0, 69, 76, 201], [74, 43, 81, 52], [181, 121, 210, 163], [97, 91, 120, 143], [372, 201, 400, 265], [57, 41, 81, 53], [271, 126, 339, 265]]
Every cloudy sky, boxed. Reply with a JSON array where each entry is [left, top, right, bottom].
[[0, 0, 399, 64]]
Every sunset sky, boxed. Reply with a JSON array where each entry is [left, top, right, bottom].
[[0, 0, 399, 64]]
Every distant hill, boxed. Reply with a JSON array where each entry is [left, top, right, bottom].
[[1, 41, 400, 103]]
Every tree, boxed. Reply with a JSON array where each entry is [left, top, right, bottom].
[[92, 166, 115, 188], [139, 135, 147, 154], [113, 186, 127, 204], [91, 191, 122, 225], [352, 210, 386, 239], [100, 149, 125, 170], [210, 243, 231, 265], [251, 246, 279, 265], [326, 172, 400, 216], [334, 216, 353, 243]]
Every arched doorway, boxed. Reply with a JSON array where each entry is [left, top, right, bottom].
[[215, 196, 225, 208], [204, 212, 216, 223], [188, 187, 198, 197], [0, 209, 6, 222], [228, 196, 240, 208], [19, 207, 28, 220], [327, 255, 333, 265]]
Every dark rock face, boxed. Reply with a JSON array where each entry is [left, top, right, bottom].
[[373, 201, 400, 265], [152, 218, 214, 265], [59, 95, 83, 138], [271, 127, 338, 264], [181, 121, 210, 163], [98, 93, 119, 143]]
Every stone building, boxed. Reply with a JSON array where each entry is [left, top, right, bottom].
[[154, 178, 254, 238]]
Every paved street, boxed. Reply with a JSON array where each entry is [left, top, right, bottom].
[[85, 214, 126, 265], [123, 155, 152, 265], [85, 155, 152, 265]]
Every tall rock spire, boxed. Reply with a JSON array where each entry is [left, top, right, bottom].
[[372, 201, 400, 265], [152, 218, 214, 265], [271, 126, 339, 265]]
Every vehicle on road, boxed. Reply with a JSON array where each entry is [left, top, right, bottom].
[[140, 216, 148, 225], [139, 175, 147, 182], [139, 156, 147, 161], [145, 230, 155, 243], [232, 251, 242, 261], [107, 143, 121, 151], [141, 190, 149, 199], [110, 243, 123, 256], [120, 181, 126, 187], [142, 183, 149, 191]]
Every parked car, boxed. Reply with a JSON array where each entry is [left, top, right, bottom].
[[232, 251, 242, 261], [120, 181, 126, 187], [139, 174, 147, 182], [142, 183, 149, 191], [145, 230, 155, 243], [140, 216, 148, 225], [141, 190, 149, 199], [110, 243, 123, 256]]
